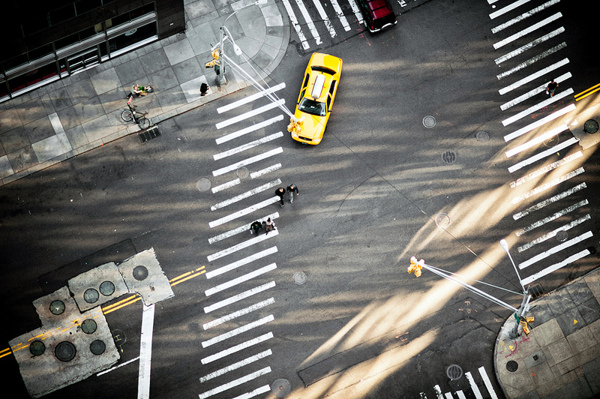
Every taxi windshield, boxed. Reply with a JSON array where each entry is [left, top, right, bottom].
[[298, 98, 326, 116]]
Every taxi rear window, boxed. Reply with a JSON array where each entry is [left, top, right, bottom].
[[311, 66, 336, 75]]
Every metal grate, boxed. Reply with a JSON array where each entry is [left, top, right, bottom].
[[139, 126, 160, 143]]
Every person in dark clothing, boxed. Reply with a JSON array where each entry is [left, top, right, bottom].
[[546, 80, 559, 97], [287, 183, 299, 203], [250, 220, 262, 235], [275, 187, 285, 207], [201, 83, 209, 96]]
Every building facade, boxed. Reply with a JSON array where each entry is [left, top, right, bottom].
[[0, 0, 184, 102]]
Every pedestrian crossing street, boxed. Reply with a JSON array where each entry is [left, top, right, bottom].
[[197, 83, 289, 399], [283, 0, 416, 50], [423, 365, 498, 399], [490, 0, 596, 287]]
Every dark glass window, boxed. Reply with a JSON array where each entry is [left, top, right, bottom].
[[108, 22, 156, 55], [75, 0, 102, 15], [1, 54, 29, 73], [49, 4, 76, 26], [7, 63, 58, 93]]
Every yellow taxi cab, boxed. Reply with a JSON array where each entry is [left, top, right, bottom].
[[290, 52, 342, 145]]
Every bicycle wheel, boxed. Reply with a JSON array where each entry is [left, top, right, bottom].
[[121, 109, 134, 122], [137, 117, 150, 130]]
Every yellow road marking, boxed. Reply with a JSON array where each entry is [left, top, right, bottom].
[[0, 266, 206, 360], [575, 83, 600, 101]]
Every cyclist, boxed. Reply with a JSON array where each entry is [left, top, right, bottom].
[[287, 184, 299, 203]]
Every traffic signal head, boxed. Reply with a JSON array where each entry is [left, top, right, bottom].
[[287, 117, 304, 135], [407, 256, 424, 277]]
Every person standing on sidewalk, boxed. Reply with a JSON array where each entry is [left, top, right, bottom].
[[546, 80, 559, 97], [275, 187, 285, 207], [287, 183, 299, 203]]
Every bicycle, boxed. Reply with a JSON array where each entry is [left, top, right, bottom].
[[121, 103, 151, 130]]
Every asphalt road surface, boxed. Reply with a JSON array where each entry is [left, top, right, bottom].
[[1, 0, 598, 398]]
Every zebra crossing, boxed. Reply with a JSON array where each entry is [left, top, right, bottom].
[[423, 365, 498, 399], [282, 0, 419, 50], [490, 0, 595, 287], [197, 84, 288, 399]]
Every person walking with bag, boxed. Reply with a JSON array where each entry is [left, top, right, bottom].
[[275, 187, 285, 207]]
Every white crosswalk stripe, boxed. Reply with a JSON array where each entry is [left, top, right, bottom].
[[428, 366, 497, 399], [491, 0, 594, 289]]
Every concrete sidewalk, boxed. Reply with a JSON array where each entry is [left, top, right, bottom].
[[0, 0, 289, 187], [494, 268, 600, 398]]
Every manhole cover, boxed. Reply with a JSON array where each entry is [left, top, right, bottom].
[[133, 265, 149, 281], [476, 131, 489, 141], [271, 378, 291, 398], [82, 319, 98, 334], [100, 281, 115, 296], [294, 271, 307, 285], [423, 115, 436, 128], [196, 178, 212, 192], [435, 213, 451, 228], [84, 288, 100, 303], [236, 167, 249, 179], [49, 300, 65, 315], [55, 341, 77, 362], [90, 340, 106, 355], [29, 340, 45, 356], [556, 230, 568, 242], [441, 151, 456, 164], [583, 119, 599, 134], [506, 360, 518, 372], [446, 364, 463, 380]]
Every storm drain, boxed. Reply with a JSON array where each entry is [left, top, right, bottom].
[[139, 126, 161, 143], [446, 364, 463, 380], [441, 151, 456, 164]]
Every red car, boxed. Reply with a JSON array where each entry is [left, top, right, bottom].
[[358, 0, 397, 33]]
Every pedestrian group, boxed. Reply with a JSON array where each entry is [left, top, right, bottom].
[[250, 184, 300, 236]]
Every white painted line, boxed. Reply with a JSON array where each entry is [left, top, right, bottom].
[[214, 132, 284, 160], [512, 167, 584, 204], [205, 263, 277, 296], [208, 196, 280, 228], [216, 115, 284, 144], [519, 231, 593, 269], [199, 350, 272, 383], [138, 304, 155, 399], [211, 179, 281, 211], [456, 391, 467, 399], [510, 151, 582, 188], [207, 230, 279, 261], [97, 356, 140, 376], [495, 27, 564, 65], [202, 315, 275, 348], [478, 366, 498, 399], [203, 298, 275, 330], [281, 0, 310, 50], [311, 0, 337, 37], [499, 58, 569, 96], [198, 367, 271, 399], [445, 393, 453, 399], [251, 163, 281, 179], [212, 178, 240, 193], [522, 249, 591, 286], [490, 0, 530, 20], [492, 0, 561, 33], [518, 214, 591, 252], [513, 182, 586, 220], [497, 42, 567, 80], [204, 281, 276, 314], [207, 247, 278, 278], [505, 124, 568, 158], [501, 72, 571, 111], [201, 333, 274, 363], [217, 83, 286, 113], [232, 385, 271, 399], [208, 215, 279, 244], [502, 87, 573, 126], [504, 103, 575, 141], [346, 0, 365, 25], [516, 199, 588, 236], [294, 0, 321, 45], [494, 12, 561, 49], [329, 0, 351, 31], [508, 137, 578, 173], [216, 100, 285, 130], [465, 371, 483, 399], [49, 113, 65, 134], [212, 147, 283, 177]]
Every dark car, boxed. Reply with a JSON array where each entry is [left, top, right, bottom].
[[358, 0, 397, 33]]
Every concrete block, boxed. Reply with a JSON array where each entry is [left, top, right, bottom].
[[118, 247, 174, 306]]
